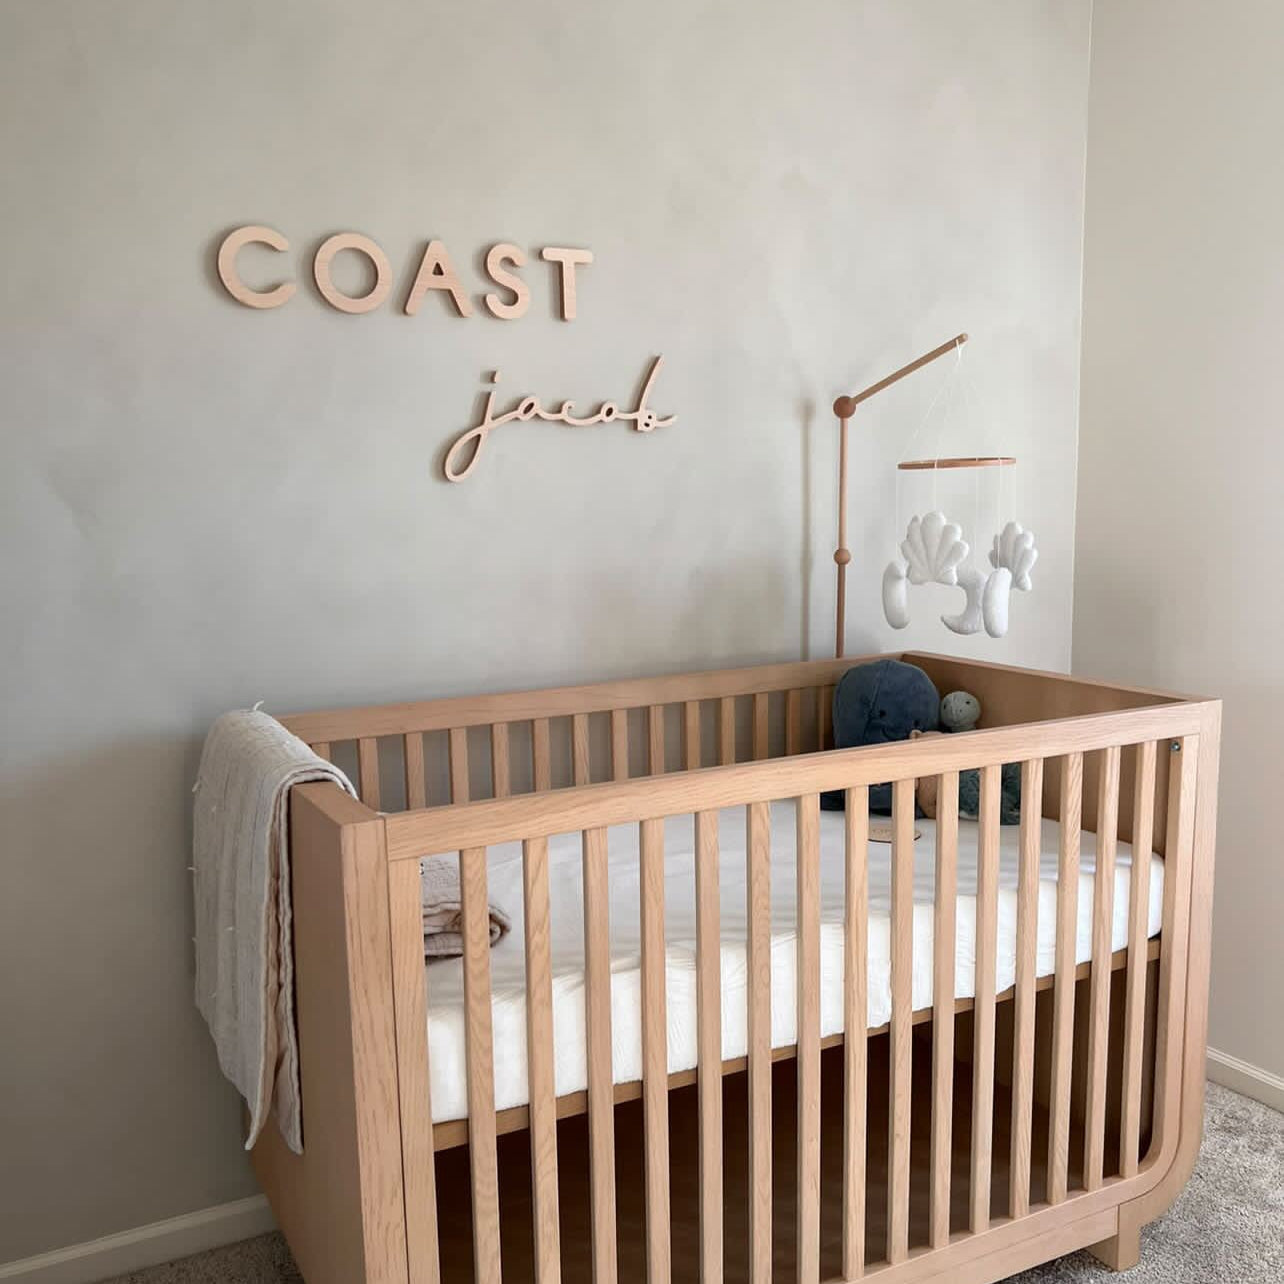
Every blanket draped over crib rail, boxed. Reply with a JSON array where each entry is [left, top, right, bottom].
[[193, 709, 513, 1153], [193, 709, 357, 1154]]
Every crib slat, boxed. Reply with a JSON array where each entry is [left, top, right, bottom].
[[313, 740, 331, 762], [640, 819, 670, 1284], [405, 733, 427, 810], [888, 780, 914, 1264], [843, 785, 870, 1279], [818, 686, 833, 752], [696, 810, 723, 1284], [460, 846, 502, 1284], [796, 793, 822, 1284], [523, 838, 561, 1284], [1120, 741, 1157, 1178], [573, 713, 591, 787], [685, 701, 702, 771], [1150, 737, 1199, 1159], [970, 765, 1001, 1234], [719, 697, 736, 766], [752, 693, 769, 761], [358, 737, 381, 809], [611, 708, 629, 782], [1010, 758, 1044, 1220], [786, 689, 802, 756], [389, 859, 440, 1284], [930, 771, 959, 1249], [450, 727, 470, 804], [1048, 752, 1083, 1205], [649, 705, 666, 775], [532, 718, 551, 793], [582, 826, 618, 1284], [491, 722, 511, 800], [1085, 745, 1121, 1190], [746, 801, 773, 1284]]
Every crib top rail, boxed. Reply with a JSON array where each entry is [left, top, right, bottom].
[[383, 699, 1212, 860], [277, 650, 1196, 748], [278, 655, 868, 745]]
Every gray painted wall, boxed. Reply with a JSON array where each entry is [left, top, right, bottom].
[[1076, 0, 1284, 1087], [0, 0, 1090, 1260]]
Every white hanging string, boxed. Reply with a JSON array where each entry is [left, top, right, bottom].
[[960, 341, 1016, 526], [893, 339, 965, 550], [953, 342, 1019, 557], [956, 341, 982, 571]]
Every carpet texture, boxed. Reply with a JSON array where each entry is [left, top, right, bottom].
[[103, 1083, 1282, 1284]]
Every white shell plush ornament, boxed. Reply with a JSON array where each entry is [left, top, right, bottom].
[[990, 522, 1038, 591], [901, 511, 969, 585]]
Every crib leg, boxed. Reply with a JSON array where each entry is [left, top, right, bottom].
[[1086, 1221, 1141, 1272]]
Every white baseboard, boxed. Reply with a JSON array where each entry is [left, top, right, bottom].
[[1207, 1046, 1284, 1114], [0, 1195, 275, 1284]]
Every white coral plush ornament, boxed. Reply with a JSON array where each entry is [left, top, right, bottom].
[[882, 559, 911, 630], [981, 566, 1013, 637], [941, 564, 986, 636]]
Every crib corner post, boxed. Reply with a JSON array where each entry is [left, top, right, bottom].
[[1085, 1222, 1142, 1273], [1111, 700, 1222, 1246], [252, 784, 409, 1284]]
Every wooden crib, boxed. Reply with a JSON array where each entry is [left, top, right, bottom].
[[249, 651, 1219, 1284]]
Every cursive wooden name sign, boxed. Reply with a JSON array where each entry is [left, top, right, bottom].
[[216, 225, 677, 480], [444, 356, 675, 481]]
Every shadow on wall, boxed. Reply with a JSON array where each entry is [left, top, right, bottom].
[[799, 396, 816, 657]]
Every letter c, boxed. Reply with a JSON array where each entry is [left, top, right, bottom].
[[216, 225, 296, 309]]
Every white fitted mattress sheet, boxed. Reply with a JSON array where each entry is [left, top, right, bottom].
[[422, 804, 1163, 1123]]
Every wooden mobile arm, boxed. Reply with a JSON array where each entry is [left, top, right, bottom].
[[832, 332, 968, 659]]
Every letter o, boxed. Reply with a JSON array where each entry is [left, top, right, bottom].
[[313, 232, 393, 315], [217, 225, 296, 309]]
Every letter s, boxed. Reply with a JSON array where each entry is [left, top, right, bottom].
[[483, 243, 530, 320]]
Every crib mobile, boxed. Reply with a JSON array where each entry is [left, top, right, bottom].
[[832, 332, 1037, 656]]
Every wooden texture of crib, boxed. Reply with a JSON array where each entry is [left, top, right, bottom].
[[249, 652, 1220, 1284]]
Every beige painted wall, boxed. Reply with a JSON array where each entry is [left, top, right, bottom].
[[0, 0, 1090, 1261], [1076, 1, 1284, 1084]]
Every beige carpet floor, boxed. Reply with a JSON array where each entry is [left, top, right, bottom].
[[103, 1083, 1283, 1284]]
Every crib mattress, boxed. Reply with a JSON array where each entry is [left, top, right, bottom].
[[421, 805, 1163, 1123]]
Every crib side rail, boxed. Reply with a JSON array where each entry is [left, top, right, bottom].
[[384, 703, 1204, 860], [382, 697, 1218, 1284], [284, 656, 866, 813]]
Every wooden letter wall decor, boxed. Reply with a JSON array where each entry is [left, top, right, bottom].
[[215, 226, 676, 480], [313, 233, 392, 314], [216, 225, 296, 309], [216, 227, 590, 320]]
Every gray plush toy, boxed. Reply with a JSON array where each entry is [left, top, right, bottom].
[[917, 690, 1023, 824], [941, 690, 981, 732]]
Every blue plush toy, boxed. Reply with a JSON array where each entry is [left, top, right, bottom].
[[821, 659, 941, 813]]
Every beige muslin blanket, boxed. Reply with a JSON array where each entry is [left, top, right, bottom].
[[193, 708, 509, 1154], [193, 710, 357, 1153], [422, 855, 511, 958]]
